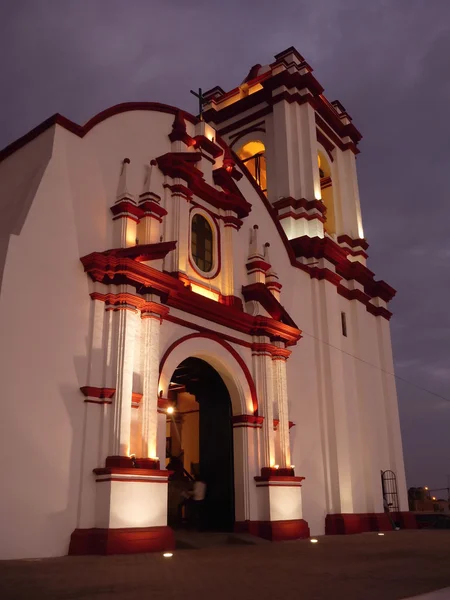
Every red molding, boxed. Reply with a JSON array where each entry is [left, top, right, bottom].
[[242, 282, 299, 331], [232, 414, 264, 427], [164, 314, 251, 349], [234, 519, 310, 541], [251, 343, 291, 359], [159, 332, 259, 414], [273, 196, 326, 215], [90, 292, 170, 319], [193, 135, 223, 158], [81, 256, 301, 345], [80, 386, 115, 399], [256, 467, 302, 480], [188, 204, 222, 280], [277, 210, 326, 223], [325, 512, 417, 534], [156, 152, 252, 219], [69, 526, 175, 555], [204, 66, 361, 150], [290, 235, 396, 303], [337, 234, 369, 251], [97, 462, 165, 474], [104, 242, 177, 262], [1, 102, 199, 164], [110, 200, 142, 222]]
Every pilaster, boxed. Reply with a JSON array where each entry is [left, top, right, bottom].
[[251, 338, 276, 468], [110, 296, 138, 457]]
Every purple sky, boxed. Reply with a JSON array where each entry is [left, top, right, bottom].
[[1, 0, 449, 492]]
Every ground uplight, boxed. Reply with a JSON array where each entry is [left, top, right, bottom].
[[310, 538, 318, 544], [163, 552, 173, 558]]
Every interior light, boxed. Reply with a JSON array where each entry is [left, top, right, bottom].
[[378, 533, 385, 536], [310, 538, 318, 543], [290, 465, 295, 469], [273, 465, 279, 470], [167, 406, 174, 415], [163, 552, 173, 558]]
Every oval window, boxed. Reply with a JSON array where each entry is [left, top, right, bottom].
[[191, 214, 213, 273]]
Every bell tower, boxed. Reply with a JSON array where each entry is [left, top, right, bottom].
[[204, 47, 366, 256]]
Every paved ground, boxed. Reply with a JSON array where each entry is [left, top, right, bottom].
[[1, 530, 450, 600]]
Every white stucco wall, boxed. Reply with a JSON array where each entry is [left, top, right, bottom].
[[0, 106, 406, 557]]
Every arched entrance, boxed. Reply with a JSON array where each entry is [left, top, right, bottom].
[[166, 357, 235, 531]]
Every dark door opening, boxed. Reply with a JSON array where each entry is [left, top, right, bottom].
[[166, 357, 235, 532]]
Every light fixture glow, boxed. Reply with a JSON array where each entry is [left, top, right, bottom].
[[378, 533, 385, 536], [310, 538, 318, 543], [424, 486, 429, 490], [273, 465, 279, 470], [290, 465, 295, 469], [432, 496, 436, 501], [163, 552, 173, 558], [167, 406, 174, 415]]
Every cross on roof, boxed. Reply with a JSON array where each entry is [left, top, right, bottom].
[[190, 87, 205, 121]]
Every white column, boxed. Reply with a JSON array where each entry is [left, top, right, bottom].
[[272, 349, 291, 468], [293, 101, 320, 201], [221, 216, 235, 297], [252, 338, 275, 468], [110, 303, 137, 457], [376, 317, 408, 511], [141, 305, 162, 459]]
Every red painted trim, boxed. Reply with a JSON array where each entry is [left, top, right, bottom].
[[290, 235, 396, 303], [69, 526, 175, 555], [325, 512, 417, 535], [159, 332, 259, 414], [0, 102, 201, 164], [188, 205, 221, 280], [164, 314, 251, 349], [193, 135, 223, 158], [256, 468, 302, 480], [102, 242, 176, 262], [156, 152, 252, 219], [337, 234, 369, 251], [90, 292, 170, 319], [138, 200, 167, 219], [234, 519, 310, 541], [245, 258, 271, 273], [205, 66, 361, 149], [95, 465, 166, 476], [131, 392, 143, 405], [273, 196, 327, 215], [80, 386, 115, 399], [82, 256, 301, 344], [242, 283, 299, 331], [277, 210, 326, 224], [232, 414, 264, 426]]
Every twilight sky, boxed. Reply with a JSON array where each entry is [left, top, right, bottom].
[[1, 0, 449, 492]]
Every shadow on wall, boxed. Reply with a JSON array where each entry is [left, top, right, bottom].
[[0, 129, 54, 296], [45, 345, 92, 555]]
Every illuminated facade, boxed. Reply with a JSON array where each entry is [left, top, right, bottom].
[[0, 47, 415, 560]]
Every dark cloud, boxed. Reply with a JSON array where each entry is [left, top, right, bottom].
[[1, 0, 450, 489]]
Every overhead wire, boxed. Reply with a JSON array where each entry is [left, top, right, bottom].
[[299, 328, 450, 405]]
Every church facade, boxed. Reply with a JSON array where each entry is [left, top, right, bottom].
[[0, 47, 414, 559]]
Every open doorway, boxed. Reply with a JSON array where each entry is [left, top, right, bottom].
[[166, 357, 235, 532]]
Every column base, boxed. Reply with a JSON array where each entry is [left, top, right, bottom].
[[325, 512, 418, 535], [235, 519, 310, 541], [69, 526, 175, 555]]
